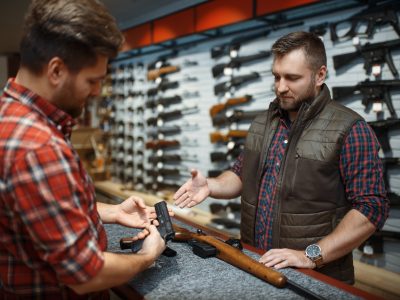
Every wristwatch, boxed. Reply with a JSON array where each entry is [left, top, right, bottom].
[[305, 244, 324, 268]]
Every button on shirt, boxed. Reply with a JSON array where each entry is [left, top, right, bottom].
[[0, 79, 108, 299], [232, 114, 389, 251]]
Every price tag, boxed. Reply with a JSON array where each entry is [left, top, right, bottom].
[[224, 67, 233, 76], [372, 65, 382, 76], [352, 36, 360, 46], [157, 104, 164, 112], [229, 49, 238, 58], [372, 102, 383, 112]]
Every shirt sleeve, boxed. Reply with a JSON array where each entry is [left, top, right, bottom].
[[9, 143, 104, 284], [231, 151, 244, 178], [339, 120, 389, 230]]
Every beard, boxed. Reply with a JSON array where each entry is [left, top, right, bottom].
[[277, 77, 316, 112], [52, 77, 87, 118]]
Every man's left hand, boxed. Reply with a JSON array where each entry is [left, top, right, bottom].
[[115, 196, 156, 228], [259, 248, 315, 269]]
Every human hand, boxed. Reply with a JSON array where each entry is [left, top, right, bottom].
[[173, 169, 210, 208], [259, 248, 316, 269], [115, 196, 155, 228], [138, 225, 166, 258], [114, 196, 174, 229]]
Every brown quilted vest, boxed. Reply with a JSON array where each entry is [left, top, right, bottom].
[[240, 84, 362, 284]]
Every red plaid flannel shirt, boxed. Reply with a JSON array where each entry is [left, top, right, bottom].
[[0, 79, 108, 299]]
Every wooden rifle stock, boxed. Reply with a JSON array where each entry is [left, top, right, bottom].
[[147, 65, 180, 81], [209, 95, 252, 117], [145, 139, 180, 150], [173, 224, 287, 288], [209, 130, 247, 144]]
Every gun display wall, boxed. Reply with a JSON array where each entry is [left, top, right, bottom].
[[97, 0, 400, 236]]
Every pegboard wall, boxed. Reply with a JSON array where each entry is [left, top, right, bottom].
[[97, 0, 400, 219]]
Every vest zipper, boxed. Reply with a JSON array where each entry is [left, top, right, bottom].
[[271, 104, 308, 248]]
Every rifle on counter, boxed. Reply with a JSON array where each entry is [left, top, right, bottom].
[[212, 109, 265, 127], [146, 106, 199, 126], [172, 225, 326, 299], [368, 119, 400, 153], [147, 79, 179, 97], [210, 95, 253, 117], [333, 39, 400, 76], [210, 130, 248, 144], [214, 72, 260, 96], [212, 51, 271, 78], [147, 65, 180, 81], [332, 79, 400, 119], [211, 30, 270, 59], [330, 0, 400, 42]]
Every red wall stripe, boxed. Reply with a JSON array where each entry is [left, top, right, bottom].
[[195, 0, 253, 32], [153, 9, 195, 44], [121, 23, 152, 51], [256, 0, 319, 15]]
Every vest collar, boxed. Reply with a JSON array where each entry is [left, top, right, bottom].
[[269, 83, 332, 123]]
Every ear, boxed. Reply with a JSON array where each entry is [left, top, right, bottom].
[[46, 57, 68, 86], [315, 65, 327, 87]]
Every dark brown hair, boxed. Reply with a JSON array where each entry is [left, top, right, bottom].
[[20, 0, 124, 74], [271, 31, 327, 71]]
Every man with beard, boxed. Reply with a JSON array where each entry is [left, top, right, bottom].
[[0, 0, 167, 299], [174, 31, 389, 284]]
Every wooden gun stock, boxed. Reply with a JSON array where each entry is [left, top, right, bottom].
[[209, 95, 253, 117], [145, 139, 180, 150], [173, 224, 287, 288], [209, 130, 247, 144], [147, 65, 180, 81]]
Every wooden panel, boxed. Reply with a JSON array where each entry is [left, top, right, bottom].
[[256, 0, 319, 15], [354, 260, 400, 299], [195, 0, 253, 32], [153, 9, 195, 44], [121, 23, 152, 52]]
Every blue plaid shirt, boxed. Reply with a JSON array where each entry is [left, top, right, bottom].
[[232, 115, 389, 250]]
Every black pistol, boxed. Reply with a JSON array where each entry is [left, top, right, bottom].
[[120, 201, 175, 254]]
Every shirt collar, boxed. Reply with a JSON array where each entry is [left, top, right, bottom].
[[3, 78, 77, 137]]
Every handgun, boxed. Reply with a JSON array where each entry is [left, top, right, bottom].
[[119, 201, 175, 252]]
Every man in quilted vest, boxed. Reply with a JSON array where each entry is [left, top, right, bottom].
[[174, 31, 389, 283]]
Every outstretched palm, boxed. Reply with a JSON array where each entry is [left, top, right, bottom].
[[174, 169, 210, 208]]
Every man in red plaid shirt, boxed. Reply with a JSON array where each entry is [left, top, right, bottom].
[[0, 1, 167, 299]]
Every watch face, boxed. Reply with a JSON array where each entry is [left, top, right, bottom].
[[306, 244, 321, 258]]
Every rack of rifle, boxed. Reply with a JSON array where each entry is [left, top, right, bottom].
[[142, 54, 202, 191], [319, 0, 400, 254]]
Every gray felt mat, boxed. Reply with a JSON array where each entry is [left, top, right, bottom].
[[105, 221, 360, 300]]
